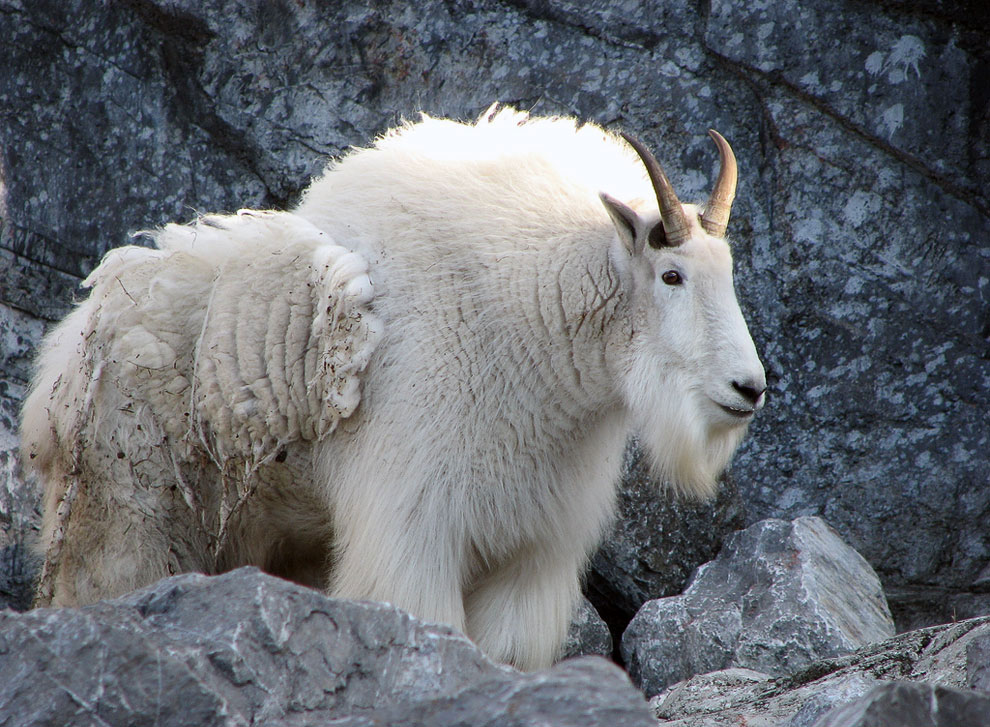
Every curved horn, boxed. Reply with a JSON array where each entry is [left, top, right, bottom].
[[700, 129, 737, 237], [621, 132, 691, 247]]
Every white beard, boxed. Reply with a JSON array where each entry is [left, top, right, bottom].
[[623, 351, 748, 500]]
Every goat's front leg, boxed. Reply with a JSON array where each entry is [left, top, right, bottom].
[[328, 501, 468, 635], [463, 546, 584, 671]]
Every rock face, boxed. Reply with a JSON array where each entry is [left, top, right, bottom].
[[622, 517, 896, 696], [0, 567, 655, 727], [650, 616, 990, 726], [1, 0, 988, 632], [0, 304, 43, 610], [699, 0, 990, 630]]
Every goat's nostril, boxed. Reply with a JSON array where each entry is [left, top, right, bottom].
[[732, 380, 766, 405]]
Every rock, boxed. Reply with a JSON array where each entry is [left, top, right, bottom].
[[0, 567, 501, 725], [586, 441, 745, 641], [811, 682, 990, 727], [330, 658, 656, 727], [0, 304, 43, 611], [653, 666, 883, 727], [651, 616, 990, 726], [884, 585, 990, 634], [0, 567, 655, 726], [652, 668, 775, 717], [562, 596, 612, 660], [966, 633, 990, 693], [2, 0, 989, 636], [622, 517, 895, 696], [0, 541, 36, 611]]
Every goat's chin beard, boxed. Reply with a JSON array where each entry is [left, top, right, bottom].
[[625, 363, 747, 501]]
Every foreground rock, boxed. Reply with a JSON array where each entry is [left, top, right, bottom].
[[328, 657, 653, 727], [622, 517, 895, 695], [651, 616, 990, 726], [813, 681, 990, 727], [0, 568, 654, 727]]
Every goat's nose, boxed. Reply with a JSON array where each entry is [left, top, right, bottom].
[[732, 379, 767, 407]]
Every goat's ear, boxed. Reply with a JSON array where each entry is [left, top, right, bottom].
[[600, 193, 646, 256]]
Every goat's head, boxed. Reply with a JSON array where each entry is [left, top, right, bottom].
[[602, 130, 766, 499]]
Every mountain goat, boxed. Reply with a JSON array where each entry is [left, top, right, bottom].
[[21, 106, 766, 671]]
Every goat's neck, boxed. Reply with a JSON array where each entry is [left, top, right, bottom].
[[495, 238, 629, 416]]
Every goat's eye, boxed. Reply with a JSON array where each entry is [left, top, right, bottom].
[[661, 270, 683, 286]]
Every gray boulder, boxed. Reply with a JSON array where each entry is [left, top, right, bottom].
[[622, 517, 895, 696], [651, 615, 990, 726], [811, 682, 990, 727], [328, 658, 656, 727], [0, 567, 655, 726], [0, 567, 501, 725], [967, 632, 990, 693]]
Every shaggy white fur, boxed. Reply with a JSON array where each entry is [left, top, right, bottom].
[[22, 106, 764, 671]]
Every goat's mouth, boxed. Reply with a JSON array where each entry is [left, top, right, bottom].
[[716, 402, 756, 419]]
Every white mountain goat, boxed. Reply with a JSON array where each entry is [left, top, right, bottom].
[[21, 106, 766, 671]]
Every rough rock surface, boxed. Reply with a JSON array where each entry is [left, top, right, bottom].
[[2, 0, 989, 630], [622, 517, 896, 696], [326, 658, 657, 727], [701, 0, 990, 630], [562, 596, 612, 660], [967, 632, 990, 692], [650, 615, 990, 726], [0, 567, 655, 727], [0, 305, 43, 610], [812, 681, 990, 727]]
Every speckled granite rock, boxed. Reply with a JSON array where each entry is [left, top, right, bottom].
[[0, 305, 42, 610], [811, 681, 990, 727], [562, 596, 612, 660], [0, 568, 498, 725], [622, 517, 896, 696], [0, 567, 655, 727], [326, 658, 657, 727], [650, 616, 990, 726], [2, 0, 988, 629]]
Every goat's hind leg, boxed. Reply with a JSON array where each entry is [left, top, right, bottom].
[[35, 437, 211, 607]]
